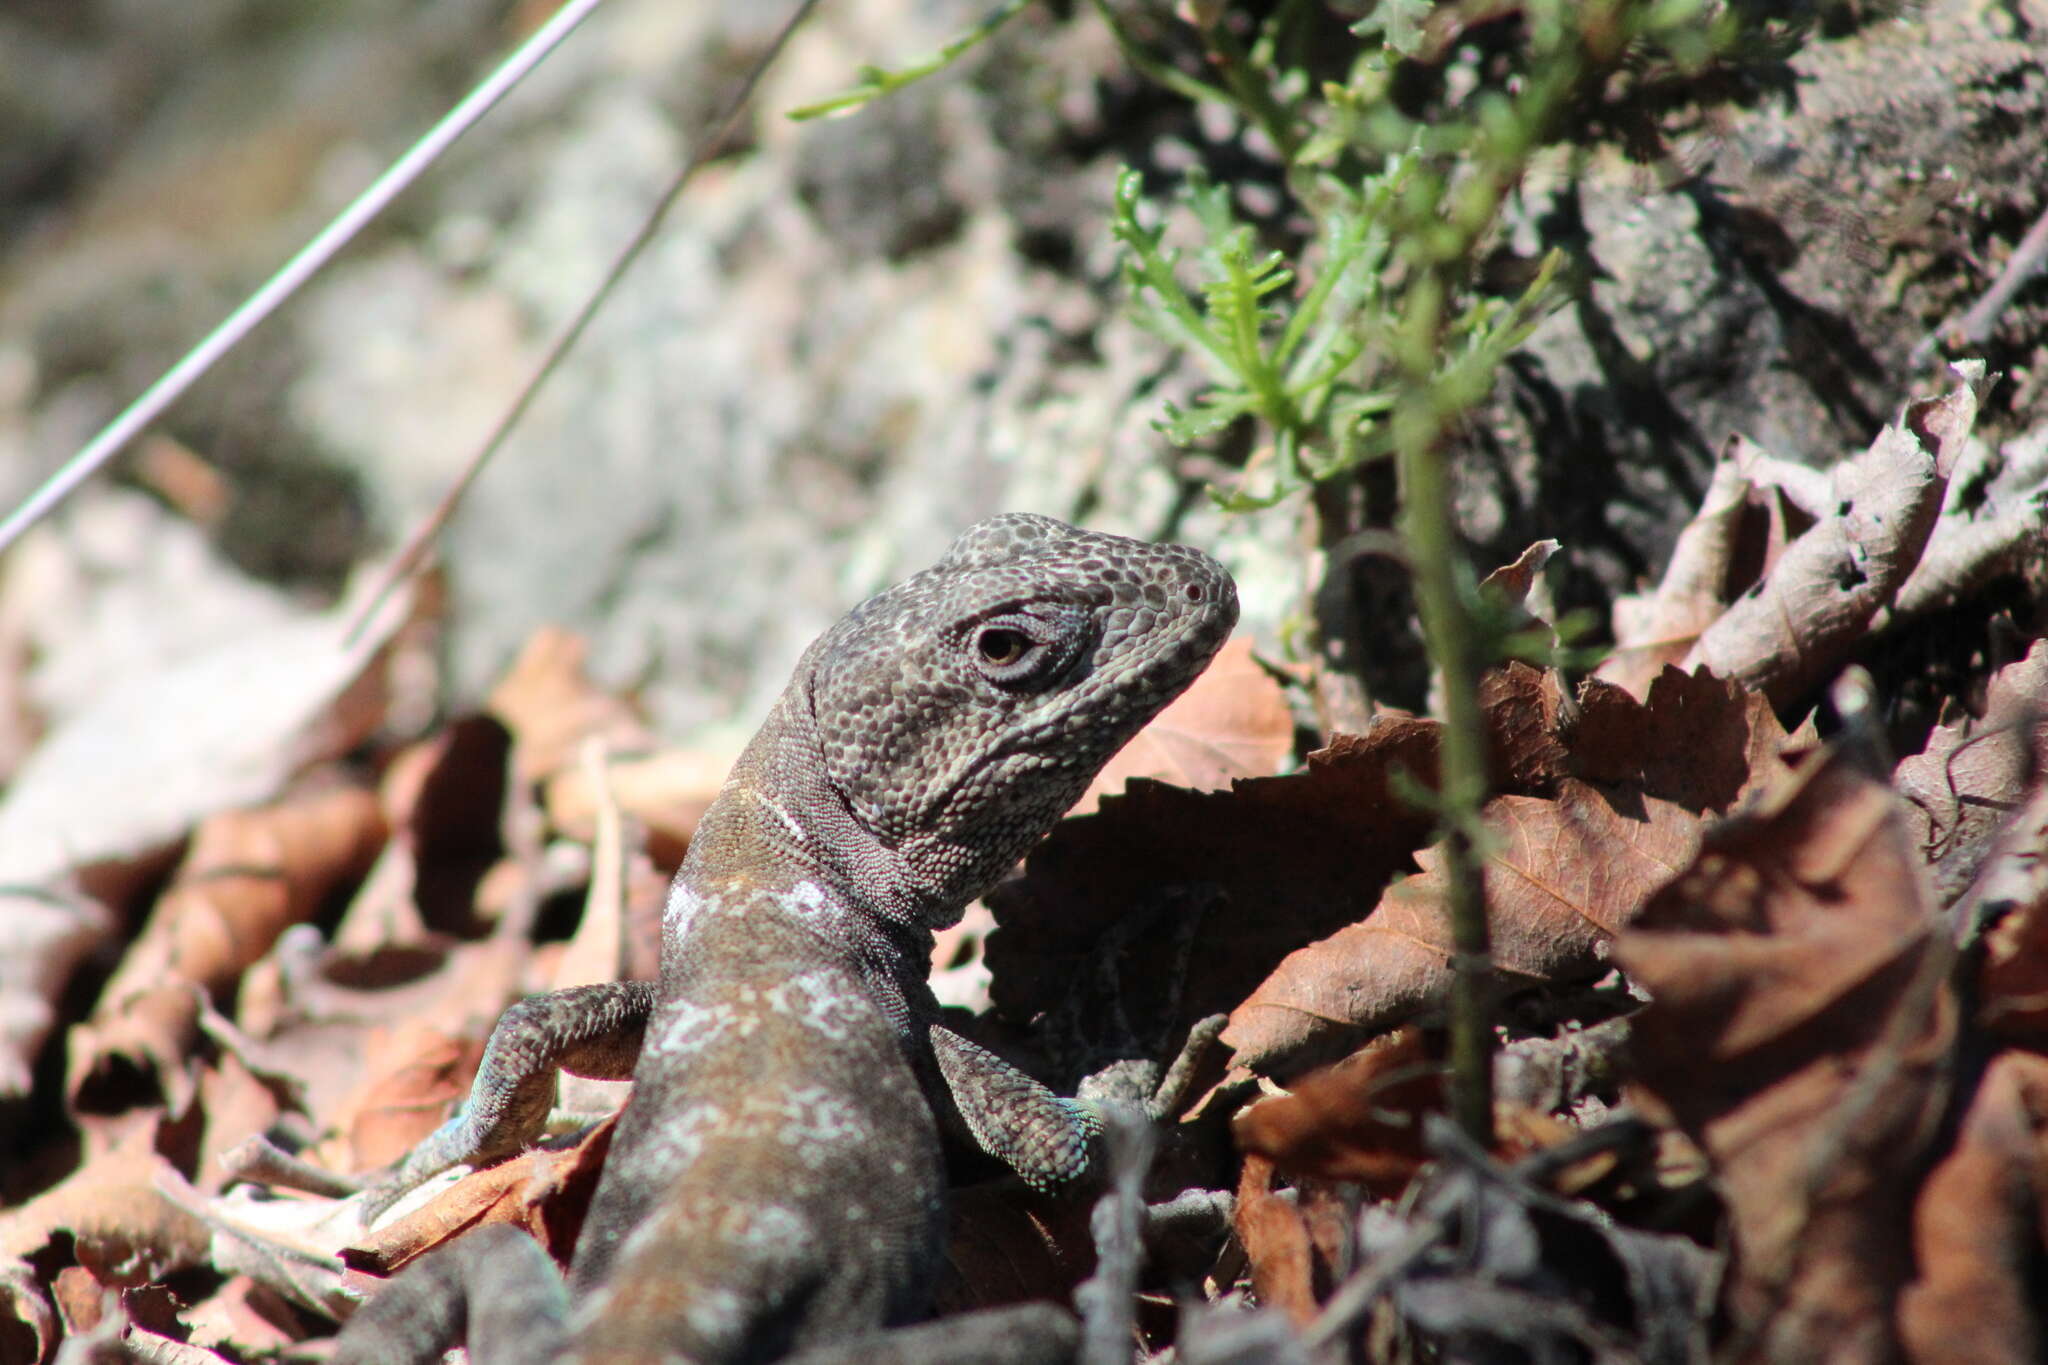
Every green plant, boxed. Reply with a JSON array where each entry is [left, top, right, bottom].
[[794, 0, 1793, 1144]]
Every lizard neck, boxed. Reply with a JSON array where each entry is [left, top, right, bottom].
[[673, 682, 947, 945]]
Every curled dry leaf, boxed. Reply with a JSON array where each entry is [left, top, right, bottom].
[[337, 1025, 488, 1173], [1972, 781, 2048, 1040], [0, 885, 114, 1099], [0, 586, 412, 1099], [1894, 639, 2048, 904], [487, 627, 654, 788], [544, 747, 733, 867], [0, 1119, 213, 1286], [124, 785, 385, 999], [65, 786, 383, 1120], [987, 717, 1444, 1071], [1603, 454, 1804, 698], [1073, 636, 1294, 816], [1227, 778, 1701, 1072], [1889, 419, 2048, 622], [993, 662, 1792, 1079], [1233, 1154, 1349, 1329], [344, 1115, 616, 1281], [0, 581, 411, 892], [1616, 736, 1954, 1364], [1896, 1049, 2048, 1365], [332, 715, 509, 952], [1232, 1027, 1442, 1196], [1680, 368, 1984, 708]]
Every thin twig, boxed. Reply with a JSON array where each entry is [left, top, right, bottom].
[[0, 0, 607, 556], [345, 0, 827, 644], [1914, 201, 2048, 361]]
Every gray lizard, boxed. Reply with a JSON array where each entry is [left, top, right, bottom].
[[334, 514, 1237, 1363]]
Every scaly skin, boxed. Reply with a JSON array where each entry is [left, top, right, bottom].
[[336, 515, 1237, 1363]]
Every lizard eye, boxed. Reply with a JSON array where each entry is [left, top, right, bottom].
[[975, 628, 1029, 667]]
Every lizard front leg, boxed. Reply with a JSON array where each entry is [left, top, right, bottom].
[[929, 1014, 1230, 1191], [927, 1024, 1101, 1191], [363, 980, 655, 1220]]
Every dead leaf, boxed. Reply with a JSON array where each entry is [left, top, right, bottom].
[[338, 1025, 488, 1173], [1888, 423, 2048, 622], [1616, 736, 1954, 1363], [1073, 636, 1293, 815], [102, 785, 385, 1012], [994, 664, 1790, 1079], [1896, 1050, 2048, 1364], [1226, 779, 1701, 1072], [1233, 1155, 1347, 1328], [988, 718, 1445, 1068], [1681, 369, 1983, 707], [0, 584, 413, 1099], [487, 627, 653, 788], [0, 1257, 58, 1365], [932, 1183, 1094, 1317], [1971, 780, 2048, 1040], [343, 1115, 615, 1278], [1233, 1027, 1442, 1195], [1605, 459, 1764, 697], [0, 884, 115, 1099], [332, 716, 509, 951], [543, 747, 731, 867], [0, 580, 411, 892], [63, 786, 382, 1118], [182, 1275, 314, 1356], [0, 1118, 212, 1283], [1894, 640, 2048, 902]]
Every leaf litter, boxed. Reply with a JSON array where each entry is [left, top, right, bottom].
[[5, 366, 2048, 1362]]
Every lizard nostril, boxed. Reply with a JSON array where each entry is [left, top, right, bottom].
[[1184, 583, 1204, 602]]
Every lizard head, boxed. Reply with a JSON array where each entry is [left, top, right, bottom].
[[807, 513, 1237, 922]]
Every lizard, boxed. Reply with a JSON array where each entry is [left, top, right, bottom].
[[333, 513, 1238, 1364]]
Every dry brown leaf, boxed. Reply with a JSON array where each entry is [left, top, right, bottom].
[[0, 1118, 212, 1283], [0, 1256, 58, 1365], [0, 581, 411, 894], [0, 585, 413, 1100], [1233, 1155, 1334, 1329], [1896, 1049, 2048, 1364], [64, 786, 383, 1118], [544, 747, 732, 866], [0, 884, 115, 1099], [1974, 783, 2048, 1040], [1226, 778, 1701, 1072], [332, 716, 509, 951], [345, 1115, 615, 1279], [988, 718, 1446, 1063], [1569, 666, 1796, 813], [1888, 424, 2048, 622], [1073, 636, 1293, 816], [1232, 1027, 1442, 1195], [1895, 640, 2048, 902], [932, 1184, 1094, 1316], [105, 786, 385, 1011], [993, 663, 1791, 1078], [487, 627, 654, 788], [1680, 370, 1983, 707], [338, 1025, 488, 1173], [1605, 460, 1762, 696], [1616, 737, 1954, 1364], [182, 1275, 314, 1357]]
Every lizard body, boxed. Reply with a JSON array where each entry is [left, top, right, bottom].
[[336, 514, 1237, 1363]]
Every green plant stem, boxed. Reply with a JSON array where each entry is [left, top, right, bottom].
[[1392, 264, 1494, 1142], [1089, 0, 1239, 112], [1400, 428, 1494, 1144]]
